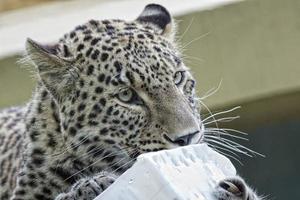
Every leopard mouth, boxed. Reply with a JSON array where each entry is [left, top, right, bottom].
[[163, 131, 199, 146], [163, 134, 174, 144]]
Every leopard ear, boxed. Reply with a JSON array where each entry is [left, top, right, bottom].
[[26, 38, 78, 102], [136, 4, 176, 41]]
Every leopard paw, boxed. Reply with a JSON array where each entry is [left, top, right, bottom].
[[213, 176, 260, 200], [55, 171, 116, 200]]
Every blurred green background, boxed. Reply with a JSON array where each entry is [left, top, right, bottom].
[[1, 0, 300, 199]]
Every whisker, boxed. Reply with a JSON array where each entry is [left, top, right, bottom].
[[46, 134, 92, 159], [198, 100, 220, 130], [177, 17, 194, 42], [198, 79, 223, 100], [214, 136, 265, 157], [202, 106, 241, 123], [72, 144, 106, 162], [205, 134, 253, 156], [205, 130, 248, 141], [260, 194, 271, 200], [207, 127, 248, 135], [181, 54, 205, 63], [195, 82, 264, 161], [204, 116, 240, 125], [206, 143, 243, 165], [108, 149, 137, 175], [181, 31, 211, 49], [64, 146, 130, 182], [204, 138, 241, 158], [204, 135, 253, 157]]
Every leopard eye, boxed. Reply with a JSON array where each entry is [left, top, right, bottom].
[[117, 88, 143, 105], [184, 79, 196, 95], [174, 71, 185, 86]]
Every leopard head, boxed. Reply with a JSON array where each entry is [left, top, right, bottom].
[[26, 4, 204, 161]]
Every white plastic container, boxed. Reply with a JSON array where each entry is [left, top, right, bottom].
[[95, 144, 236, 200]]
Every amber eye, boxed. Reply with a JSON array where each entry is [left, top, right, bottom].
[[117, 88, 143, 105], [174, 71, 185, 86]]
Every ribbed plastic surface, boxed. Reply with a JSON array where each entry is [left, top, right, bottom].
[[95, 144, 236, 200]]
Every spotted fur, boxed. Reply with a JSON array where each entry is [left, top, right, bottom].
[[0, 4, 260, 200]]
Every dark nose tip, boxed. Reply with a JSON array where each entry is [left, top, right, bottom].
[[173, 131, 199, 146]]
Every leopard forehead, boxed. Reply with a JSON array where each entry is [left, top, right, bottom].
[[57, 19, 184, 88]]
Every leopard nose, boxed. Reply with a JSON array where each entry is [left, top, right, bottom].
[[173, 131, 199, 146]]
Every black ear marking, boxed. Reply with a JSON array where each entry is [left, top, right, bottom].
[[137, 4, 171, 31]]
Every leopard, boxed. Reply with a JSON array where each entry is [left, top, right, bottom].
[[0, 4, 262, 200]]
